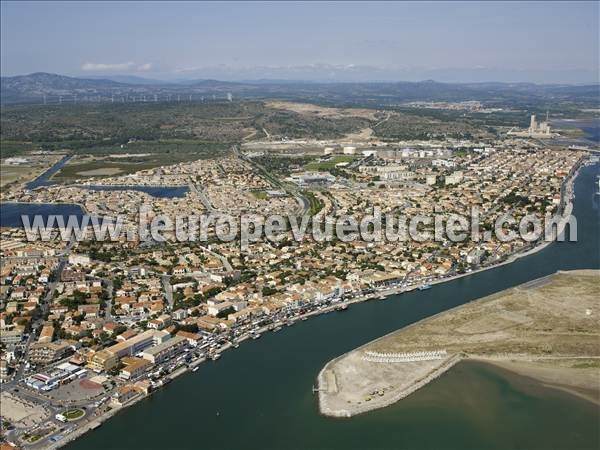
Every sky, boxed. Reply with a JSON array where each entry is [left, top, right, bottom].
[[1, 1, 598, 83]]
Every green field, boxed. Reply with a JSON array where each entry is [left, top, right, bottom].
[[64, 409, 84, 420], [303, 191, 324, 215], [304, 155, 355, 171], [250, 190, 268, 200]]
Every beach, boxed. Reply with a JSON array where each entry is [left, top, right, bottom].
[[318, 269, 600, 417]]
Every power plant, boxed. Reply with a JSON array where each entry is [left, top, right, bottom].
[[508, 112, 553, 138], [528, 113, 551, 136]]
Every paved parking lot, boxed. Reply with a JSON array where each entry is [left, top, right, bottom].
[[45, 378, 105, 403]]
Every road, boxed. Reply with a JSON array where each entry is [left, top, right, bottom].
[[161, 275, 174, 309], [372, 111, 391, 129], [7, 237, 76, 384], [188, 179, 214, 212], [233, 144, 310, 215], [200, 245, 233, 273], [101, 277, 114, 321]]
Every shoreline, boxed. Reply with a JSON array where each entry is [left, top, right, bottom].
[[472, 358, 600, 406], [344, 152, 586, 301], [6, 155, 593, 448], [318, 353, 600, 419], [0, 200, 89, 214], [317, 269, 599, 418]]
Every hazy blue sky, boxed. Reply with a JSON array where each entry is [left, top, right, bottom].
[[1, 1, 598, 83]]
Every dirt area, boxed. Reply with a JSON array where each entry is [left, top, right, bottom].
[[265, 101, 377, 120], [1, 164, 35, 186], [0, 392, 49, 428], [319, 353, 458, 417], [319, 270, 600, 417], [370, 269, 599, 356], [344, 127, 374, 141], [0, 154, 63, 187], [108, 153, 151, 158]]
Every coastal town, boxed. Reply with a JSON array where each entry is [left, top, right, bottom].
[[1, 2, 599, 449], [0, 103, 595, 449]]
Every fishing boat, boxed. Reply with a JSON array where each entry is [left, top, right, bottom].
[[192, 366, 199, 372], [418, 284, 432, 291]]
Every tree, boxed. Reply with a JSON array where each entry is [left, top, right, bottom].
[[262, 286, 277, 297]]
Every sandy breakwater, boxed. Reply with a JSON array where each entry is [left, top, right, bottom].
[[318, 269, 599, 417]]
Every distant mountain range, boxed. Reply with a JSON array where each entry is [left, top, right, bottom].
[[83, 75, 170, 85], [0, 72, 244, 104], [1, 72, 598, 107]]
